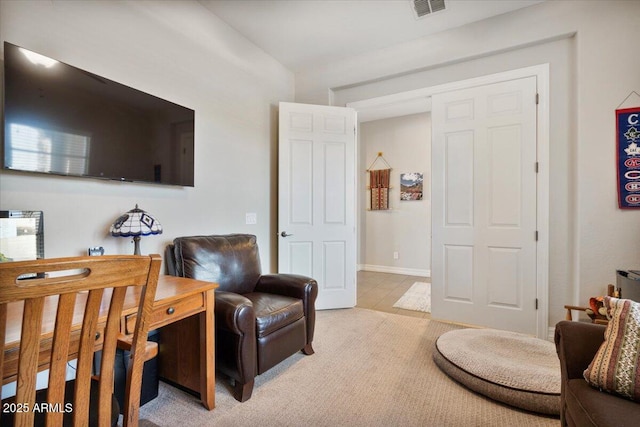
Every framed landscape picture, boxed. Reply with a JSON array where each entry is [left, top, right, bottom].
[[400, 173, 423, 201]]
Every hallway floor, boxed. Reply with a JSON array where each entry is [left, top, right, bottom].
[[356, 270, 431, 319]]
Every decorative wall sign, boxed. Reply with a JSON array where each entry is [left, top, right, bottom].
[[400, 173, 423, 201], [616, 106, 640, 208]]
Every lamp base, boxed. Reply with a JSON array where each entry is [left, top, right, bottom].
[[133, 236, 141, 255]]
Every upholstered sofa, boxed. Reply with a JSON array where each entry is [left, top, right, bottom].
[[554, 320, 640, 426], [165, 234, 317, 402]]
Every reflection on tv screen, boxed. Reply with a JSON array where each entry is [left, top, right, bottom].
[[3, 42, 195, 186]]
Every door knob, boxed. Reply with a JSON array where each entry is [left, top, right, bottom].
[[280, 231, 294, 237]]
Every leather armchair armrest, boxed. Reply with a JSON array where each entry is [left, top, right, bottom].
[[554, 320, 606, 380], [215, 291, 256, 336], [256, 274, 318, 302]]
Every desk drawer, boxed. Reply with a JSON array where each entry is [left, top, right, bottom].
[[124, 293, 205, 334], [2, 325, 105, 385]]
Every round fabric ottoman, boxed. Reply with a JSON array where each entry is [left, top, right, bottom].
[[433, 328, 561, 415]]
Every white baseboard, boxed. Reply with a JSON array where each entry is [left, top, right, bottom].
[[359, 264, 431, 277], [547, 327, 555, 342]]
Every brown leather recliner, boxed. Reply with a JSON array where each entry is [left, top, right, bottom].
[[165, 234, 317, 402], [554, 321, 640, 426]]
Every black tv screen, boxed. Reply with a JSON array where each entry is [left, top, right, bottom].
[[2, 42, 195, 186]]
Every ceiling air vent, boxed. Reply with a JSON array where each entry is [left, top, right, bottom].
[[413, 0, 446, 18]]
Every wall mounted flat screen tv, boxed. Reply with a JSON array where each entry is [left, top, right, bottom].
[[2, 42, 195, 186]]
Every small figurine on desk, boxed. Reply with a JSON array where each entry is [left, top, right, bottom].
[[564, 284, 621, 324], [585, 296, 607, 322], [88, 246, 105, 256]]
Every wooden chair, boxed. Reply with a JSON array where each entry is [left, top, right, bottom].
[[0, 254, 161, 427]]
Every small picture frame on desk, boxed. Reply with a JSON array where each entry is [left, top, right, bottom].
[[88, 246, 105, 256]]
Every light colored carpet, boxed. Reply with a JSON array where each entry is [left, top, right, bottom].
[[434, 328, 561, 415], [137, 308, 557, 427], [392, 281, 431, 313]]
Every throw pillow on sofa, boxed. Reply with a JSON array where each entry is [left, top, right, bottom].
[[583, 296, 640, 401]]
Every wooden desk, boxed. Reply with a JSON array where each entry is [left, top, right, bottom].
[[3, 275, 217, 410]]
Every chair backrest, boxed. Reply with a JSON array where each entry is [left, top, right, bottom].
[[0, 254, 161, 427], [172, 234, 261, 294]]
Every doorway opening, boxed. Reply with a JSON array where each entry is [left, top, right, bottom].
[[348, 64, 549, 338]]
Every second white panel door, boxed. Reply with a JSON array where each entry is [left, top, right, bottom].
[[431, 76, 538, 335]]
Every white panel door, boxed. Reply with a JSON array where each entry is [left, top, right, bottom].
[[431, 77, 538, 335], [278, 102, 357, 309]]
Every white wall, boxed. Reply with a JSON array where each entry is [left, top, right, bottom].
[[360, 113, 431, 276], [296, 0, 640, 327], [0, 0, 294, 272]]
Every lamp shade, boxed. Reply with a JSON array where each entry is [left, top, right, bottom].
[[110, 205, 162, 255]]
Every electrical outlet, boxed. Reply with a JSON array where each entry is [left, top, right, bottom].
[[245, 213, 257, 225], [393, 251, 399, 260]]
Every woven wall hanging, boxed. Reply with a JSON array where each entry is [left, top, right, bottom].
[[367, 153, 391, 210]]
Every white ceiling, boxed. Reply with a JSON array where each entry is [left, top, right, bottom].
[[199, 0, 544, 72]]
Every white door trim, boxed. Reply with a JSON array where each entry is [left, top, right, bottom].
[[348, 65, 549, 338]]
